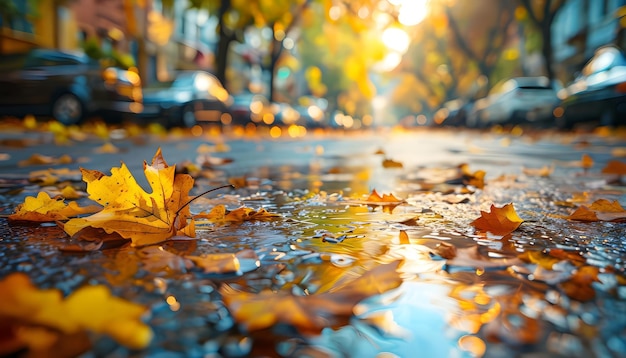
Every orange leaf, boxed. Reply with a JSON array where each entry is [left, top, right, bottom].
[[366, 189, 402, 203], [471, 203, 523, 236], [193, 205, 281, 224], [568, 199, 626, 222], [382, 158, 403, 168], [581, 154, 594, 169], [601, 160, 626, 175]]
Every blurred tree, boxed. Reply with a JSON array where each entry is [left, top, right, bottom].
[[517, 0, 565, 80], [298, 0, 387, 118], [184, 0, 308, 102], [391, 0, 520, 118]]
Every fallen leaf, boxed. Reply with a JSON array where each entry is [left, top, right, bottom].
[[522, 165, 553, 177], [567, 199, 626, 222], [459, 164, 486, 189], [94, 142, 120, 154], [366, 189, 402, 203], [63, 148, 195, 247], [471, 203, 523, 236], [382, 158, 403, 168], [194, 204, 281, 224], [581, 153, 594, 169], [220, 261, 402, 333], [8, 192, 100, 222], [601, 160, 626, 175], [18, 153, 73, 167], [0, 273, 152, 355]]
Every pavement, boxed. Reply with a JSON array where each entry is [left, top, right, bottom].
[[1, 122, 625, 357]]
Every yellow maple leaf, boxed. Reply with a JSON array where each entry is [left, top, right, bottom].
[[471, 203, 523, 236], [8, 192, 100, 222], [568, 199, 626, 222], [0, 273, 152, 354], [63, 148, 195, 247]]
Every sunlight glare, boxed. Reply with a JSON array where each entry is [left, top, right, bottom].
[[397, 0, 430, 26], [382, 27, 410, 53]]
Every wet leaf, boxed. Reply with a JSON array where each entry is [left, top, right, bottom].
[[459, 163, 486, 189], [18, 153, 73, 167], [8, 192, 100, 222], [220, 261, 402, 333], [581, 153, 594, 169], [382, 158, 403, 168], [471, 203, 523, 236], [0, 273, 152, 355], [567, 199, 626, 222], [366, 189, 403, 203], [522, 165, 554, 177], [194, 204, 281, 224], [63, 148, 195, 247], [601, 160, 626, 175], [94, 142, 120, 154]]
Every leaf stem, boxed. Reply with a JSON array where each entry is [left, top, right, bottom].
[[176, 184, 234, 214]]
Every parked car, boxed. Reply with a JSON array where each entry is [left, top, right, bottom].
[[554, 45, 626, 129], [140, 71, 230, 127], [0, 48, 143, 125], [433, 98, 473, 127], [466, 76, 560, 128], [226, 92, 273, 125]]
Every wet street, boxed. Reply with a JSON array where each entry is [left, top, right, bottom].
[[1, 122, 626, 357]]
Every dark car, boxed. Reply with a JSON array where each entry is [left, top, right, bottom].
[[0, 48, 143, 125], [226, 92, 273, 126], [554, 45, 626, 128], [140, 71, 230, 128]]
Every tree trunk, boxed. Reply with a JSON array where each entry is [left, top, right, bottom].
[[214, 0, 232, 88]]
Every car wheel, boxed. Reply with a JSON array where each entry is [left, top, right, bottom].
[[181, 104, 197, 128], [52, 93, 83, 125]]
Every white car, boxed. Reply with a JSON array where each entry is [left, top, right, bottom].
[[467, 76, 560, 128]]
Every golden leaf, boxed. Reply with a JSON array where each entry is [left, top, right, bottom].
[[194, 204, 281, 224], [63, 148, 195, 247], [568, 199, 626, 222], [8, 192, 100, 222], [471, 203, 523, 236], [0, 273, 152, 354]]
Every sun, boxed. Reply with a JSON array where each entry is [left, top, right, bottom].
[[391, 0, 430, 26]]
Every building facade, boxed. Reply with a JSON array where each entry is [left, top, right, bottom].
[[552, 0, 626, 81]]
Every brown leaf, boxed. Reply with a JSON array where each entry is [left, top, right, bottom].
[[601, 160, 626, 175], [382, 158, 403, 168]]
